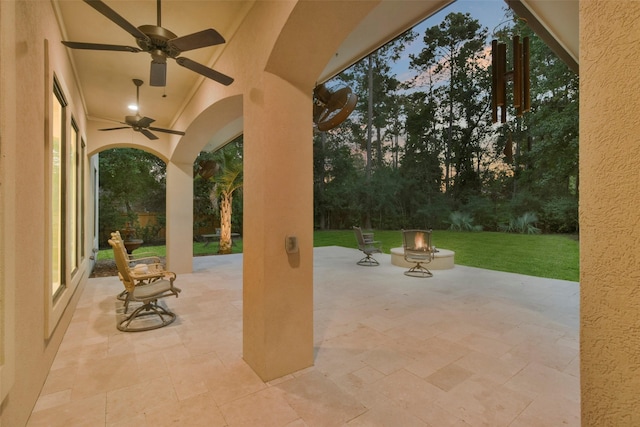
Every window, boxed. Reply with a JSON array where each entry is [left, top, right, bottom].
[[52, 78, 67, 298], [80, 139, 86, 261], [46, 67, 84, 335], [70, 120, 78, 273]]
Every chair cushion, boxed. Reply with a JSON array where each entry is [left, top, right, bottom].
[[132, 280, 174, 299]]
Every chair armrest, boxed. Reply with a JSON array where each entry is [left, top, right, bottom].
[[128, 253, 161, 263], [130, 263, 165, 280], [130, 270, 164, 281], [365, 240, 383, 251], [142, 264, 176, 282]]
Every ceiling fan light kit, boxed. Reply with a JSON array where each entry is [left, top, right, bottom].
[[98, 78, 185, 140], [150, 58, 167, 87]]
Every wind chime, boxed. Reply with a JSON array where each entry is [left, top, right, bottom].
[[491, 35, 530, 124]]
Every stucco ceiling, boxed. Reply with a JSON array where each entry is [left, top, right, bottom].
[[53, 0, 578, 143], [53, 0, 255, 133], [53, 0, 456, 139], [509, 0, 578, 72]]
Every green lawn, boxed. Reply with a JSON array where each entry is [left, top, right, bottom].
[[99, 230, 579, 282], [315, 230, 579, 282], [97, 240, 243, 260]]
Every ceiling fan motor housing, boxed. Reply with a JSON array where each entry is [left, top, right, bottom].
[[136, 25, 180, 57], [125, 115, 141, 126]]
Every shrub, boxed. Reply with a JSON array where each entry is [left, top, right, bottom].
[[540, 197, 578, 233], [447, 211, 483, 232], [509, 190, 542, 217], [499, 211, 541, 234], [462, 196, 492, 227], [136, 223, 163, 244], [415, 197, 451, 230]]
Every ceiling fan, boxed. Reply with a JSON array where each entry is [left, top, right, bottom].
[[313, 83, 358, 131], [62, 0, 233, 87], [99, 78, 185, 140]]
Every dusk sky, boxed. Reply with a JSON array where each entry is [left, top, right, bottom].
[[396, 0, 509, 84]]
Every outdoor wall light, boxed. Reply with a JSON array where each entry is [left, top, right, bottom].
[[285, 235, 299, 254]]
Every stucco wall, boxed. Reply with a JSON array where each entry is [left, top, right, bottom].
[[7, 0, 640, 424], [0, 0, 18, 408], [0, 1, 91, 425], [580, 1, 640, 425]]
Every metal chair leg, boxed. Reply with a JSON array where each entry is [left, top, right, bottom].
[[404, 262, 433, 278], [357, 254, 379, 266], [117, 301, 177, 332]]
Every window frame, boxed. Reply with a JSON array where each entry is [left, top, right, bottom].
[[51, 77, 67, 300], [45, 72, 85, 337], [70, 119, 78, 275], [80, 138, 86, 262]]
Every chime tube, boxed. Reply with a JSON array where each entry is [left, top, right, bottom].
[[491, 40, 498, 123], [523, 36, 530, 112], [513, 35, 522, 111], [498, 42, 506, 107]]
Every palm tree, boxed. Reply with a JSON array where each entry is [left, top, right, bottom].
[[197, 141, 243, 254]]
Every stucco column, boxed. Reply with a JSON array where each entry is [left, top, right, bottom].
[[580, 1, 640, 424], [242, 72, 314, 381], [165, 160, 194, 273]]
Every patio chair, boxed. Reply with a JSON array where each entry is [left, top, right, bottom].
[[353, 226, 383, 266], [401, 229, 436, 278], [110, 231, 166, 303], [108, 237, 181, 332], [111, 231, 162, 264]]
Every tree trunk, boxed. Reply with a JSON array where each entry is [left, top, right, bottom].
[[445, 70, 453, 193], [219, 192, 233, 254], [366, 55, 373, 179], [376, 126, 383, 166], [319, 132, 326, 230], [365, 54, 374, 230]]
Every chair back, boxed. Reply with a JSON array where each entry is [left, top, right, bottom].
[[402, 229, 434, 257], [353, 226, 367, 249], [108, 238, 136, 293], [110, 231, 128, 258]]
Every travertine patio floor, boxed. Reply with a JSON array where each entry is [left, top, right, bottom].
[[28, 246, 580, 426]]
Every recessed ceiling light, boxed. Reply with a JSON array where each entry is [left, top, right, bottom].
[[128, 104, 138, 111]]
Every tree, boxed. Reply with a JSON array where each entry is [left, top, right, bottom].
[[99, 148, 166, 244], [336, 30, 416, 228], [313, 127, 363, 229], [401, 90, 448, 226], [409, 12, 492, 203], [341, 31, 417, 170], [196, 139, 243, 254], [311, 10, 578, 233], [496, 15, 579, 232]]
